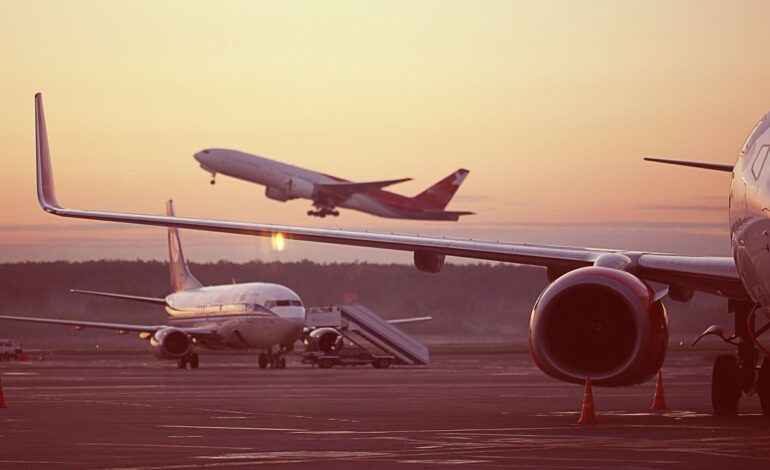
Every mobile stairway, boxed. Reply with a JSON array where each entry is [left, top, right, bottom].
[[304, 304, 429, 367]]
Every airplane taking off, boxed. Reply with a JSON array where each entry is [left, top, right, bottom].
[[194, 148, 473, 220], [0, 199, 305, 369], [31, 93, 770, 415]]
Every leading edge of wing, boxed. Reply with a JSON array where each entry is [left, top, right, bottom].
[[33, 93, 598, 268], [0, 314, 163, 334], [316, 178, 413, 194], [70, 289, 167, 305], [33, 93, 746, 299]]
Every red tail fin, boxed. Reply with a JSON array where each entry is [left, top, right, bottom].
[[412, 169, 469, 210]]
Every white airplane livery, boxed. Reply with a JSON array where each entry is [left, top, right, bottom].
[[194, 148, 472, 220], [29, 93, 770, 415], [0, 197, 305, 369]]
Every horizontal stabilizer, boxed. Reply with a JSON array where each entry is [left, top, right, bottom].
[[70, 289, 167, 305], [644, 157, 733, 173], [316, 178, 412, 195]]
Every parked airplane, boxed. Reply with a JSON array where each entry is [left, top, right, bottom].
[[0, 199, 306, 369], [32, 93, 770, 415], [194, 148, 473, 220]]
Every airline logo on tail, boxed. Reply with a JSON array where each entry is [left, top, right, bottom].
[[413, 168, 470, 211]]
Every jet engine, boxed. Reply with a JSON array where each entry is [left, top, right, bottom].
[[529, 266, 668, 386], [149, 327, 193, 359], [414, 250, 445, 273], [303, 327, 344, 354], [265, 178, 315, 202]]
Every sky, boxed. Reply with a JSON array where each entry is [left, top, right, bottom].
[[2, 0, 770, 265]]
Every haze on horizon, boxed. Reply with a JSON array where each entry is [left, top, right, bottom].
[[2, 0, 770, 264]]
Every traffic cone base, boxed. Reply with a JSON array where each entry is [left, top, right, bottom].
[[651, 370, 668, 411], [578, 377, 597, 424]]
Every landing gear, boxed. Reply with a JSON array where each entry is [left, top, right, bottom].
[[177, 352, 200, 369], [307, 206, 339, 218], [259, 346, 288, 370], [712, 354, 740, 415], [703, 300, 770, 415], [210, 173, 216, 185], [758, 360, 770, 414]]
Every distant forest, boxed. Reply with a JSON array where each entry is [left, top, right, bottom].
[[0, 260, 729, 348]]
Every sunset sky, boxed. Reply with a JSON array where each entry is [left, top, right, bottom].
[[2, 0, 770, 264]]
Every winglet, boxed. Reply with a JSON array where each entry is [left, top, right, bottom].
[[643, 157, 733, 173], [35, 93, 61, 211]]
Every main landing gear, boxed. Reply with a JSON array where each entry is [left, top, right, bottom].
[[258, 346, 289, 369], [307, 208, 339, 218], [177, 352, 200, 369], [699, 300, 770, 415]]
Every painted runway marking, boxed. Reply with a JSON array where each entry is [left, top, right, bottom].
[[159, 425, 308, 432], [79, 442, 253, 451]]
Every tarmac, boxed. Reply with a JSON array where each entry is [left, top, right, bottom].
[[2, 350, 770, 469]]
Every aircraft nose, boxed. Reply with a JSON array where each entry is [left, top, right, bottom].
[[194, 150, 210, 164]]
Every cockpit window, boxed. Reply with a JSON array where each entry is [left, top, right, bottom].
[[752, 145, 769, 179]]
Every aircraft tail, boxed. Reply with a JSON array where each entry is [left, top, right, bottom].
[[166, 200, 203, 292], [412, 169, 469, 210]]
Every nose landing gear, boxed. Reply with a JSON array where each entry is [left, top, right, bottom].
[[258, 345, 290, 369], [704, 300, 770, 415]]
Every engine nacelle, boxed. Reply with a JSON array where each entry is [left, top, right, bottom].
[[266, 186, 290, 202], [414, 250, 445, 273], [303, 327, 343, 354], [529, 266, 668, 386], [149, 327, 193, 359], [265, 178, 315, 202]]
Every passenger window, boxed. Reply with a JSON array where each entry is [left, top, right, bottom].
[[752, 145, 769, 179]]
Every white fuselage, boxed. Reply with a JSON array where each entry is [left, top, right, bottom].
[[164, 282, 305, 350], [195, 148, 416, 218]]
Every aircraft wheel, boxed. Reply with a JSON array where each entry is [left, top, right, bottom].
[[189, 353, 200, 369], [758, 359, 770, 414], [258, 353, 268, 369], [318, 358, 334, 369], [712, 354, 740, 415], [177, 357, 188, 369], [378, 358, 392, 369]]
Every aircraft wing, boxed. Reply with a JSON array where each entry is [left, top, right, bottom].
[[0, 314, 165, 334], [70, 289, 167, 305], [0, 314, 222, 339], [315, 178, 412, 196], [33, 93, 749, 301]]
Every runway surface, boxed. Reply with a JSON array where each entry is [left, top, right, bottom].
[[2, 350, 770, 469]]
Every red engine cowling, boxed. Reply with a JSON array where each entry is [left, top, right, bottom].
[[529, 266, 668, 386]]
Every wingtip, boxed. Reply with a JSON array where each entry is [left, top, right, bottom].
[[35, 92, 62, 211]]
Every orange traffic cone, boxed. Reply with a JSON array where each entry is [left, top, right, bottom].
[[578, 377, 598, 424], [651, 370, 668, 410], [0, 378, 6, 408]]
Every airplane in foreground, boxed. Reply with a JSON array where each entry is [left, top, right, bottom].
[[31, 93, 770, 415], [194, 148, 472, 220], [0, 200, 306, 369]]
